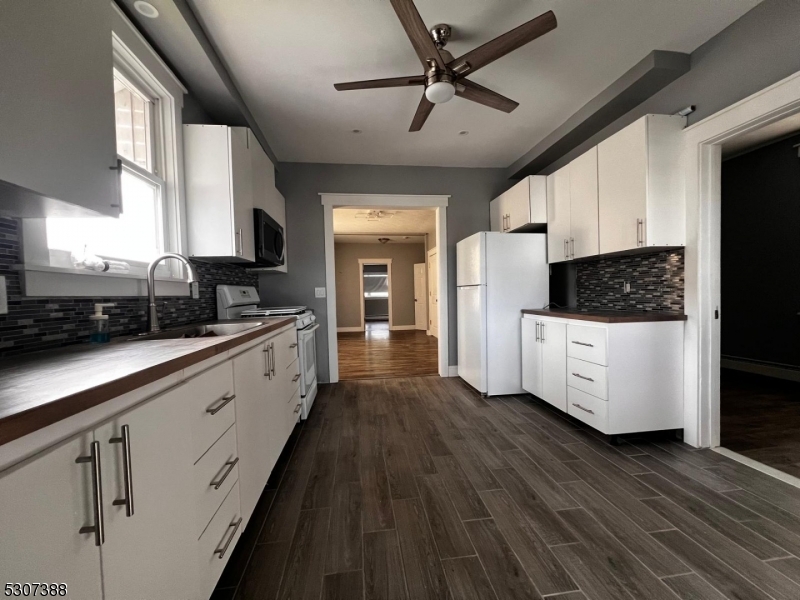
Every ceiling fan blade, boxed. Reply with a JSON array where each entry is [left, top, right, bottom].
[[409, 94, 434, 132], [449, 10, 556, 75], [389, 0, 446, 70], [456, 79, 519, 113], [334, 75, 426, 91]]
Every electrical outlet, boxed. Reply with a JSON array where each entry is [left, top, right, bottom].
[[315, 287, 326, 298], [0, 276, 7, 314]]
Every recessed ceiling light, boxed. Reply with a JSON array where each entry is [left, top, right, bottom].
[[134, 1, 159, 18], [351, 129, 362, 134], [459, 130, 469, 136]]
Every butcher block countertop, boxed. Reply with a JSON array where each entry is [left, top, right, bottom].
[[521, 308, 688, 323], [0, 318, 295, 447]]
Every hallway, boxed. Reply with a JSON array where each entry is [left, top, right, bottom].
[[337, 322, 438, 380]]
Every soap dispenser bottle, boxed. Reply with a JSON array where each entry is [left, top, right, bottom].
[[89, 303, 115, 343]]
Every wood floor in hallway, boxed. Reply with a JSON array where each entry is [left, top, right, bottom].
[[214, 376, 800, 600], [338, 322, 438, 380]]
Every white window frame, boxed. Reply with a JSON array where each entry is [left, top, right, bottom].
[[20, 6, 189, 297]]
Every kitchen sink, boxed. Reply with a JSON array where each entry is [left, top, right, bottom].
[[130, 322, 263, 341]]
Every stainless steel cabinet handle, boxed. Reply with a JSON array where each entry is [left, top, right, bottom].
[[570, 237, 575, 259], [636, 218, 644, 247], [289, 343, 298, 349], [214, 517, 243, 559], [572, 403, 595, 415], [535, 321, 540, 342], [271, 342, 276, 377], [294, 404, 301, 414], [76, 441, 104, 546], [564, 238, 569, 260], [210, 457, 239, 490], [207, 394, 236, 415], [109, 425, 134, 517], [540, 322, 546, 343], [571, 341, 594, 348], [237, 228, 244, 255], [263, 345, 272, 379], [572, 372, 594, 382], [292, 373, 301, 382]]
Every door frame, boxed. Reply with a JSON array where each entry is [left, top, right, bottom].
[[683, 69, 800, 447], [413, 262, 428, 331], [321, 193, 450, 382], [426, 247, 439, 337], [359, 258, 393, 330]]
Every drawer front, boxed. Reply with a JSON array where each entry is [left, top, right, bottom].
[[285, 385, 302, 437], [198, 482, 243, 598], [287, 356, 301, 400], [273, 328, 299, 372], [567, 387, 609, 433], [194, 424, 239, 537], [186, 361, 236, 462], [567, 357, 608, 401], [567, 324, 608, 366]]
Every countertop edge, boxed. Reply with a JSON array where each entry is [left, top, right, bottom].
[[521, 309, 688, 323], [0, 318, 296, 447]]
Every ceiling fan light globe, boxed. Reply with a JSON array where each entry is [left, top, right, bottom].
[[425, 81, 456, 104]]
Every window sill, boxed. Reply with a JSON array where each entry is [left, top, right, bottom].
[[16, 264, 193, 298]]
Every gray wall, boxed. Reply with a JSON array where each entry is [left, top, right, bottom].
[[335, 242, 425, 329], [539, 0, 800, 174], [260, 163, 509, 383]]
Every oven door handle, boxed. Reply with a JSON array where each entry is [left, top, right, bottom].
[[300, 323, 321, 334]]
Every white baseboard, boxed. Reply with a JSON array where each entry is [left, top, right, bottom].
[[721, 356, 800, 383], [713, 447, 800, 489], [447, 365, 459, 377], [391, 325, 417, 331], [337, 326, 364, 333]]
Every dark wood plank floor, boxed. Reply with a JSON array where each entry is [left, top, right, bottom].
[[721, 368, 800, 477], [214, 376, 800, 600], [338, 322, 438, 380]]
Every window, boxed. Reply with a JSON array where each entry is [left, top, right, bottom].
[[363, 270, 389, 298]]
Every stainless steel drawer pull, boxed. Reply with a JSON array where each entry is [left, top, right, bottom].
[[572, 403, 595, 415], [206, 394, 236, 416], [572, 372, 594, 382], [210, 457, 239, 490], [571, 341, 594, 348], [214, 517, 243, 559], [292, 373, 301, 382], [294, 404, 302, 414], [270, 342, 276, 377], [109, 424, 134, 517], [289, 343, 298, 349], [263, 345, 272, 379], [76, 441, 105, 546]]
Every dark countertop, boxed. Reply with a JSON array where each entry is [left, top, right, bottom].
[[0, 318, 296, 447], [521, 308, 688, 323]]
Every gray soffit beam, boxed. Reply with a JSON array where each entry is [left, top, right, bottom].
[[174, 0, 279, 167], [507, 50, 690, 179]]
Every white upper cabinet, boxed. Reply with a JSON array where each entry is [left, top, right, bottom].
[[546, 165, 571, 263], [184, 125, 256, 262], [490, 176, 547, 233], [598, 114, 685, 254], [569, 146, 600, 260], [0, 0, 119, 217]]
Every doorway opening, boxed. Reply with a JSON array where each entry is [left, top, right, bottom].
[[325, 198, 447, 381]]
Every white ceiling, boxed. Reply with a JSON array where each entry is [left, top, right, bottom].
[[334, 234, 426, 244], [333, 208, 436, 236], [191, 0, 761, 168]]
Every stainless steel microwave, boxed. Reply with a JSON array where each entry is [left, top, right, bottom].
[[253, 208, 285, 267]]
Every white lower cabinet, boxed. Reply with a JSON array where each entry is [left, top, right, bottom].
[[521, 315, 683, 435], [198, 482, 243, 596]]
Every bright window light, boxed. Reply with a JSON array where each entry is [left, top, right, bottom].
[[114, 73, 152, 171]]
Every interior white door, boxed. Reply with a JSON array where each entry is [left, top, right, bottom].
[[0, 432, 103, 598], [428, 249, 439, 338], [457, 285, 486, 393], [540, 320, 568, 412], [414, 263, 427, 330], [229, 127, 255, 261], [97, 385, 198, 600], [569, 146, 600, 260], [546, 165, 571, 263], [521, 318, 542, 397]]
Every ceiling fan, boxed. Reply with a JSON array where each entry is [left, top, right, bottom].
[[355, 210, 396, 220], [333, 0, 557, 132]]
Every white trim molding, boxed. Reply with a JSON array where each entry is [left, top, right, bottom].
[[337, 327, 364, 333], [391, 325, 417, 331], [322, 194, 449, 382], [447, 365, 459, 377]]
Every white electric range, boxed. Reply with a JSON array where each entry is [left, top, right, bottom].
[[216, 285, 319, 419]]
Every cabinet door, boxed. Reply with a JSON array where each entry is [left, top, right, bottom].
[[546, 165, 571, 263], [0, 433, 103, 598], [490, 195, 504, 232], [598, 117, 647, 254], [229, 127, 255, 262], [233, 342, 278, 525], [529, 175, 547, 224], [506, 178, 532, 231], [0, 0, 118, 217], [97, 386, 198, 600], [540, 320, 567, 412], [521, 318, 542, 397], [569, 147, 599, 259]]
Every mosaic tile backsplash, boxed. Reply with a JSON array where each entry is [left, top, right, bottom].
[[576, 249, 685, 312], [0, 218, 258, 357]]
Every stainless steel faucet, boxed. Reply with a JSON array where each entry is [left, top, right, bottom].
[[146, 253, 200, 333]]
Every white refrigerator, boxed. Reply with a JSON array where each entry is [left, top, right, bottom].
[[457, 232, 549, 396]]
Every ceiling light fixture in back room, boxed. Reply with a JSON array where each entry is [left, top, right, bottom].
[[334, 0, 557, 131]]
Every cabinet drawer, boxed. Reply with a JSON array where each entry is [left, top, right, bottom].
[[567, 324, 608, 366], [567, 387, 609, 433], [287, 356, 301, 399], [273, 328, 299, 372], [567, 357, 608, 400], [198, 482, 243, 597], [286, 385, 302, 434], [186, 361, 236, 462], [194, 424, 239, 537]]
